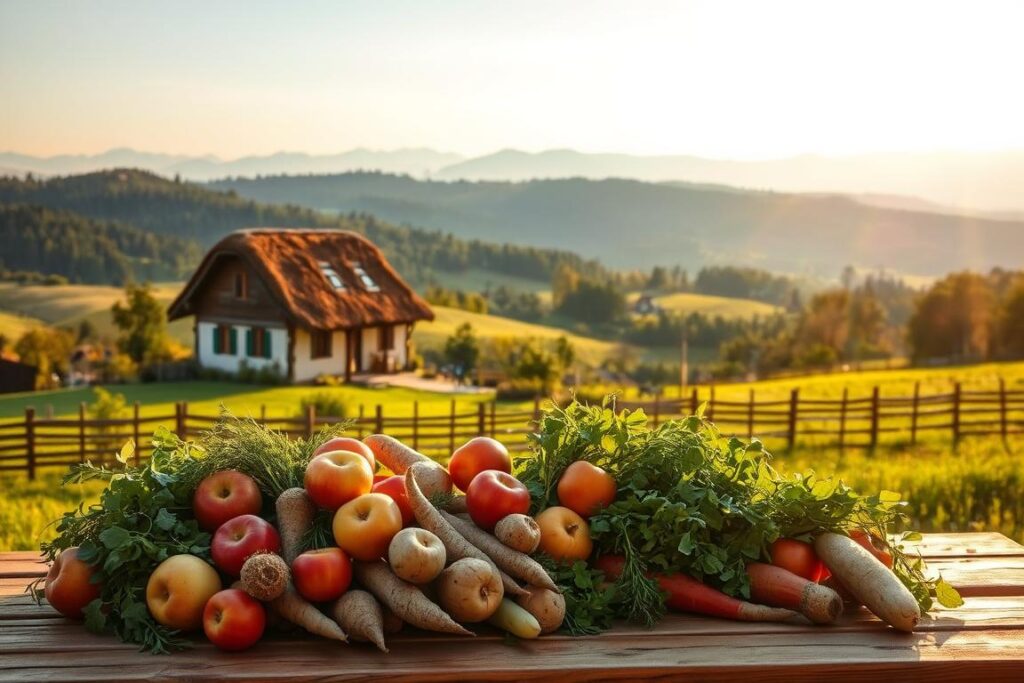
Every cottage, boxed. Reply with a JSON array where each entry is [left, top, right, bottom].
[[167, 229, 434, 383]]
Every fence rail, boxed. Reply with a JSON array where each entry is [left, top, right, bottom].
[[1, 380, 1022, 479]]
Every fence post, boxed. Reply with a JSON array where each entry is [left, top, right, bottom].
[[952, 382, 961, 445], [79, 402, 87, 463], [490, 401, 496, 437], [532, 396, 541, 423], [25, 407, 35, 481], [999, 378, 1008, 441], [133, 402, 141, 464], [787, 389, 799, 450], [838, 388, 848, 452], [305, 404, 316, 437], [477, 402, 486, 436], [652, 395, 660, 427], [747, 389, 755, 439], [869, 387, 880, 450], [180, 402, 189, 439], [690, 387, 698, 415], [449, 400, 456, 453], [707, 385, 716, 421], [260, 404, 266, 422], [374, 405, 383, 434], [357, 404, 365, 439], [412, 401, 419, 451], [910, 382, 920, 446]]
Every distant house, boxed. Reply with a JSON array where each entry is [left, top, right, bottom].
[[633, 294, 660, 315], [168, 229, 434, 383]]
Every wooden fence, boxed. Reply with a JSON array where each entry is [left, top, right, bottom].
[[2, 381, 1022, 479]]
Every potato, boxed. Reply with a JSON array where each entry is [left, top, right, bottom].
[[494, 514, 541, 554], [436, 558, 504, 622], [515, 585, 565, 633], [388, 528, 446, 584]]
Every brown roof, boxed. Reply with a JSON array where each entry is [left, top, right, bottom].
[[168, 229, 434, 329]]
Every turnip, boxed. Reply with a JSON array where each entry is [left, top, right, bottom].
[[494, 514, 541, 554], [436, 557, 505, 623], [388, 528, 446, 584]]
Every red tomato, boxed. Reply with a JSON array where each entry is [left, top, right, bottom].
[[372, 474, 415, 526], [448, 437, 511, 492], [465, 470, 530, 531], [769, 538, 826, 581]]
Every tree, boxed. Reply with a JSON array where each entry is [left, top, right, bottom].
[[995, 279, 1024, 358], [846, 286, 887, 358], [14, 327, 75, 388], [551, 263, 580, 308], [77, 319, 97, 343], [908, 272, 994, 361], [444, 323, 479, 383], [647, 266, 669, 290], [111, 282, 171, 364], [556, 279, 626, 325], [795, 290, 850, 360]]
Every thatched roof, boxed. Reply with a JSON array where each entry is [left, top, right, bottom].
[[168, 229, 434, 330]]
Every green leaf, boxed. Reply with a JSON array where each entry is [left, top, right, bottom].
[[98, 527, 131, 550], [116, 440, 135, 465], [82, 599, 108, 634], [935, 578, 964, 608], [154, 508, 177, 532]]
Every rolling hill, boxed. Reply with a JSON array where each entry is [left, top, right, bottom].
[[209, 172, 1024, 277], [635, 292, 781, 320]]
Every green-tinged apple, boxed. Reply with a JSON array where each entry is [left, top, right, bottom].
[[305, 451, 374, 509], [312, 437, 376, 472]]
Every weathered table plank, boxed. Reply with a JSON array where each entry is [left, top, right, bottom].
[[1, 533, 1022, 683]]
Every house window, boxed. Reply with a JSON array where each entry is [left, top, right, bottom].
[[233, 271, 247, 299], [310, 330, 332, 359], [351, 262, 380, 291], [319, 262, 345, 290], [212, 324, 237, 355], [246, 327, 272, 359], [379, 325, 394, 351]]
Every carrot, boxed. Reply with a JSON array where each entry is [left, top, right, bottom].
[[239, 551, 290, 601], [271, 582, 348, 642], [331, 589, 388, 652], [815, 532, 920, 632], [441, 510, 558, 593], [364, 434, 452, 496], [276, 487, 316, 564], [353, 560, 473, 636], [404, 465, 526, 597], [596, 556, 797, 622], [746, 562, 843, 624]]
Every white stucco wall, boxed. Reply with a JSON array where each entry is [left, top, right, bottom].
[[360, 327, 378, 371], [292, 328, 347, 382], [393, 324, 408, 368], [196, 321, 287, 376]]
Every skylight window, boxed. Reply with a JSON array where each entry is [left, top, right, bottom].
[[319, 261, 345, 290], [352, 262, 380, 291]]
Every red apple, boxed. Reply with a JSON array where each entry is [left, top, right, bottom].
[[211, 514, 281, 576], [292, 547, 352, 602], [203, 588, 266, 651], [304, 450, 374, 509], [313, 437, 376, 472], [372, 474, 415, 526], [44, 547, 102, 619], [448, 437, 511, 492], [192, 470, 263, 531], [465, 470, 530, 531]]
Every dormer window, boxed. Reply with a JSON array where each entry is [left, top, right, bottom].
[[352, 262, 380, 291], [319, 261, 345, 290]]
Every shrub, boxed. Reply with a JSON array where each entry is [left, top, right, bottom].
[[298, 392, 350, 419]]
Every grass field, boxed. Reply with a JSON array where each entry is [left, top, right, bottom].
[[413, 305, 620, 365], [427, 268, 550, 295], [0, 310, 47, 339], [0, 282, 193, 344], [630, 291, 782, 320]]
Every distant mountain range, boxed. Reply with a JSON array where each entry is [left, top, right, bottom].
[[209, 172, 1024, 278], [4, 147, 1024, 213]]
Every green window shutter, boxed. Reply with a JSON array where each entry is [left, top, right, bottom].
[[229, 327, 238, 355], [263, 329, 272, 359], [213, 326, 222, 354], [246, 328, 254, 357]]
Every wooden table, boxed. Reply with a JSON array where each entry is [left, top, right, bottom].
[[2, 533, 1023, 682]]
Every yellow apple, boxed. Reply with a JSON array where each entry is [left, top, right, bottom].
[[146, 554, 222, 631]]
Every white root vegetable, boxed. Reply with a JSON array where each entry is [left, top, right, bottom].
[[442, 511, 558, 593], [276, 487, 316, 564], [331, 590, 388, 652], [815, 532, 920, 632], [364, 434, 452, 496], [354, 560, 473, 636], [488, 599, 541, 639], [404, 465, 526, 597]]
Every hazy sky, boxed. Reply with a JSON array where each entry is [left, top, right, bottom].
[[2, 0, 1022, 159]]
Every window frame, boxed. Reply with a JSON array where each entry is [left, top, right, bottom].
[[310, 329, 332, 359], [233, 271, 247, 299], [319, 261, 345, 291], [351, 262, 380, 292]]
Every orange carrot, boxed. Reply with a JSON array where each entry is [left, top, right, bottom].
[[746, 562, 843, 624], [596, 556, 796, 622]]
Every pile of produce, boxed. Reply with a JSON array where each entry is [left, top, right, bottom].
[[33, 399, 961, 654]]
